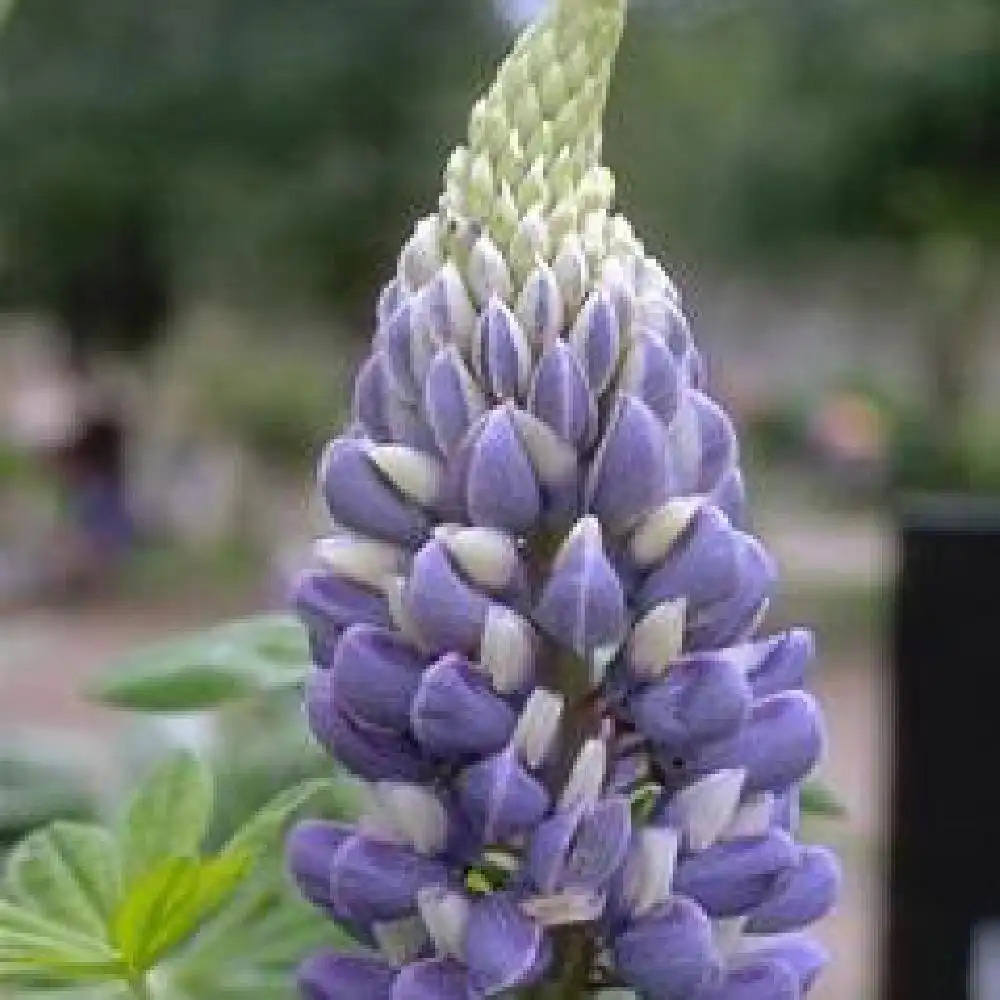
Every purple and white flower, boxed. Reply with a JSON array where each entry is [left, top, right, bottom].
[[288, 0, 839, 996]]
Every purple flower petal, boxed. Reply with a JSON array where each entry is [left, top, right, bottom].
[[587, 395, 669, 535], [298, 951, 395, 1000], [749, 936, 828, 992], [687, 537, 775, 650], [353, 351, 397, 441], [703, 956, 799, 1000], [331, 624, 424, 731], [562, 796, 632, 890], [321, 437, 430, 546], [695, 691, 824, 795], [571, 289, 620, 396], [745, 845, 840, 933], [628, 650, 752, 751], [466, 407, 541, 533], [458, 748, 550, 842], [306, 671, 429, 782], [672, 831, 797, 918], [464, 892, 546, 995], [637, 507, 775, 651], [391, 958, 477, 1000], [613, 896, 720, 999], [622, 330, 681, 425], [410, 653, 516, 760], [529, 339, 596, 447], [746, 629, 815, 700], [331, 835, 451, 925], [473, 297, 531, 402], [286, 820, 353, 914], [404, 540, 490, 654], [637, 505, 745, 609], [525, 805, 582, 895], [709, 467, 747, 530], [692, 393, 738, 496], [424, 347, 486, 457], [292, 569, 392, 644], [383, 299, 421, 397], [535, 517, 626, 663]]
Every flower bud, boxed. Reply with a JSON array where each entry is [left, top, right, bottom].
[[465, 407, 541, 533], [410, 653, 516, 760], [587, 394, 668, 535], [404, 539, 490, 654], [693, 691, 824, 795], [627, 650, 752, 752], [570, 289, 619, 396], [467, 233, 512, 306], [529, 339, 596, 448], [744, 845, 840, 934], [298, 952, 395, 1000], [464, 893, 548, 996], [516, 261, 565, 349], [620, 329, 681, 423], [552, 233, 588, 312], [535, 517, 626, 668], [400, 216, 442, 289], [613, 897, 720, 1000], [458, 748, 550, 842], [327, 624, 423, 732], [472, 297, 532, 401], [673, 831, 797, 919], [320, 438, 431, 546], [423, 346, 486, 457]]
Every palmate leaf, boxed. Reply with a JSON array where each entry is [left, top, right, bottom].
[[120, 753, 213, 884], [4, 822, 120, 938], [89, 614, 311, 712], [0, 900, 125, 986], [0, 748, 336, 994], [112, 852, 253, 974]]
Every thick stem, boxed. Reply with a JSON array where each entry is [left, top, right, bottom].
[[556, 930, 593, 999]]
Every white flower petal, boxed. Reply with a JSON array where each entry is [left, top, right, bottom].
[[673, 768, 746, 851], [512, 687, 563, 767]]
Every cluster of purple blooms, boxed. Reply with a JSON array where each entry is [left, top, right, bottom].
[[286, 1, 839, 996]]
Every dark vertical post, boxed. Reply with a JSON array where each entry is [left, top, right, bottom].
[[888, 497, 1000, 1000]]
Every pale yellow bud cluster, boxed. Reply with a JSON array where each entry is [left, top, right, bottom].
[[401, 0, 645, 321]]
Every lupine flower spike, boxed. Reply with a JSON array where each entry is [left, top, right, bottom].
[[289, 0, 839, 995]]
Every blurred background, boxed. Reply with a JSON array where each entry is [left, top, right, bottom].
[[1, 0, 998, 997]]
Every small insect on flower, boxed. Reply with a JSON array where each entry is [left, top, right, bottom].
[[288, 0, 839, 997]]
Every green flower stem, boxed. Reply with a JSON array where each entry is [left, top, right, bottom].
[[128, 976, 154, 1000]]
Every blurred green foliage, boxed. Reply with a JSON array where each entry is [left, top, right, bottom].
[[0, 0, 501, 357]]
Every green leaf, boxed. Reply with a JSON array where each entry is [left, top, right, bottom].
[[112, 852, 252, 973], [167, 863, 354, 998], [89, 614, 310, 712], [0, 900, 124, 985], [222, 779, 337, 859], [5, 822, 120, 938], [800, 778, 847, 818], [120, 753, 212, 884]]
